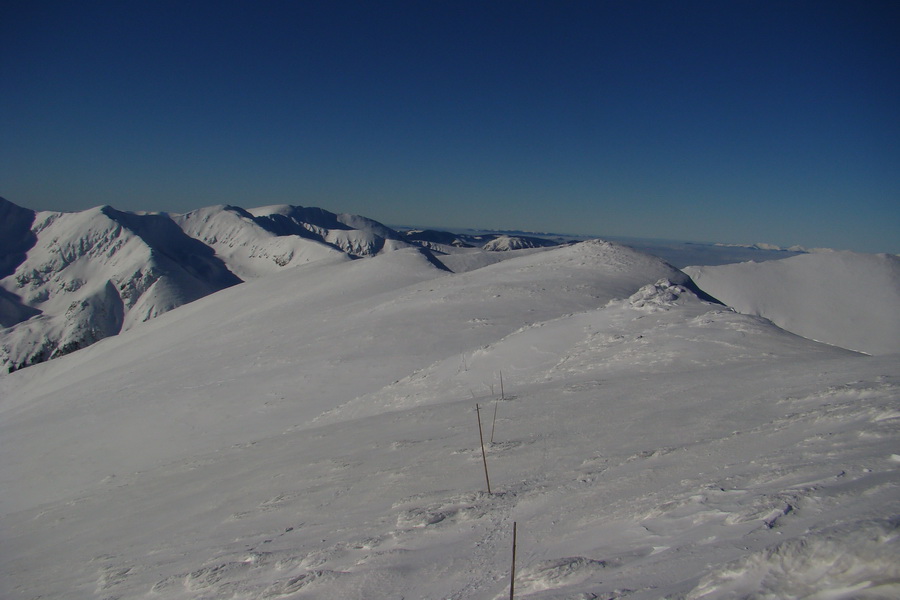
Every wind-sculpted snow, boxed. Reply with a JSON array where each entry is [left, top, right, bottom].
[[685, 518, 900, 599], [685, 251, 900, 355]]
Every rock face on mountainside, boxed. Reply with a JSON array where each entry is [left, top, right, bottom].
[[0, 198, 417, 371]]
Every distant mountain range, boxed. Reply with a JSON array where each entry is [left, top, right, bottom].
[[4, 197, 898, 372]]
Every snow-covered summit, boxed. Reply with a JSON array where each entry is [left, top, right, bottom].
[[480, 234, 559, 251], [170, 204, 344, 280]]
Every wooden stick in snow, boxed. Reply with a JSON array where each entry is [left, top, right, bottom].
[[510, 521, 517, 600], [490, 399, 499, 444], [476, 404, 491, 494]]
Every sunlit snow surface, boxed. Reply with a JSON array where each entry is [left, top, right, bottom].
[[1, 241, 898, 599], [685, 252, 900, 355]]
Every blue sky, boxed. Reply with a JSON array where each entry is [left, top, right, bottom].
[[2, 1, 898, 253]]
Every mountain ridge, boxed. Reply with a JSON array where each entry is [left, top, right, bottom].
[[3, 197, 897, 373]]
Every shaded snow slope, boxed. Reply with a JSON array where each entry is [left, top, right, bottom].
[[2, 242, 897, 600], [246, 204, 411, 258], [0, 199, 39, 327], [400, 229, 475, 250], [0, 198, 37, 280], [685, 251, 900, 355], [171, 204, 344, 280]]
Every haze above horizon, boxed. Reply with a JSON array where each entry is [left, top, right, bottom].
[[2, 1, 898, 253]]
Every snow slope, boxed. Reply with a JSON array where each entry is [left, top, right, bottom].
[[684, 251, 900, 355], [1, 241, 897, 600]]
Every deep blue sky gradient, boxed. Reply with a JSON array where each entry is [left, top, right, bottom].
[[2, 1, 898, 252]]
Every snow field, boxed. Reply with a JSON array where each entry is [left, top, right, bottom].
[[8, 349, 894, 599]]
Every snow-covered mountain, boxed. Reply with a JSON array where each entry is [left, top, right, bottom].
[[480, 234, 559, 252], [0, 201, 244, 371], [684, 251, 900, 355], [1, 237, 896, 600], [0, 199, 426, 371]]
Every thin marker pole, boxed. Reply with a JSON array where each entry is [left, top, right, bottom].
[[509, 521, 517, 600], [500, 369, 505, 399], [476, 404, 491, 494], [490, 399, 499, 444]]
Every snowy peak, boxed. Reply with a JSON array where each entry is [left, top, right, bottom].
[[0, 204, 244, 370], [171, 204, 345, 280], [98, 205, 241, 292], [480, 233, 559, 251]]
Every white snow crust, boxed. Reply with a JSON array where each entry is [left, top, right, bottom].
[[2, 238, 898, 600]]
